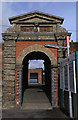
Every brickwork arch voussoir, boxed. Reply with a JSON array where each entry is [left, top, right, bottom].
[[16, 44, 57, 65]]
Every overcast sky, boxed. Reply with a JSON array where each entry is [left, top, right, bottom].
[[1, 1, 77, 69]]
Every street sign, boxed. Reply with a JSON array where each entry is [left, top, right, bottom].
[[60, 52, 77, 93], [45, 44, 59, 49], [45, 44, 67, 49]]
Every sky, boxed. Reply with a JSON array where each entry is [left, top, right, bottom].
[[28, 60, 44, 70], [0, 1, 77, 69], [1, 2, 76, 42]]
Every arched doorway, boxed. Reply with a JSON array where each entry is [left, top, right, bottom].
[[22, 51, 52, 108], [15, 44, 57, 107]]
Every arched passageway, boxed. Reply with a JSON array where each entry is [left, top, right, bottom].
[[21, 51, 52, 109], [15, 44, 58, 108]]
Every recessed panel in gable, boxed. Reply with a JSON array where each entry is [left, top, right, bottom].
[[15, 16, 56, 24], [20, 17, 54, 23]]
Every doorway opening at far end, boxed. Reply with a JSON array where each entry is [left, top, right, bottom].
[[21, 51, 52, 110], [30, 73, 38, 83], [28, 59, 45, 85]]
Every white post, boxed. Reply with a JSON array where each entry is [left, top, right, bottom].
[[73, 61, 76, 94], [69, 92, 73, 117], [66, 36, 73, 118], [68, 64, 73, 118]]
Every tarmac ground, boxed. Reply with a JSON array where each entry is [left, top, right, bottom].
[[2, 84, 73, 119], [2, 108, 69, 119]]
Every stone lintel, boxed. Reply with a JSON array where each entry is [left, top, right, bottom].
[[2, 33, 18, 41], [55, 32, 71, 37], [2, 32, 71, 41]]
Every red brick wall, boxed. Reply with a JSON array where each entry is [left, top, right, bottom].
[[39, 27, 53, 32], [70, 41, 78, 54], [21, 26, 34, 32], [16, 41, 57, 62]]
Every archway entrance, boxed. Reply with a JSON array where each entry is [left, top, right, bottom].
[[21, 51, 52, 109], [15, 44, 57, 107]]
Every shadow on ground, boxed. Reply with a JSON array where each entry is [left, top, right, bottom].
[[2, 108, 70, 119]]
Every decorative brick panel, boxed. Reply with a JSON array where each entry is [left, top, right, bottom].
[[51, 67, 58, 107], [15, 65, 22, 106], [39, 26, 53, 32], [21, 26, 34, 32]]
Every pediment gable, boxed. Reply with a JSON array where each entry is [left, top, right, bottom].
[[14, 16, 56, 24], [9, 10, 64, 24]]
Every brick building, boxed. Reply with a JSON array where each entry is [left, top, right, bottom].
[[28, 68, 43, 84], [2, 10, 72, 109], [70, 40, 78, 54]]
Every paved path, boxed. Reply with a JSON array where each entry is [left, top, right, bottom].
[[2, 108, 68, 119], [2, 85, 69, 119], [21, 85, 52, 110]]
